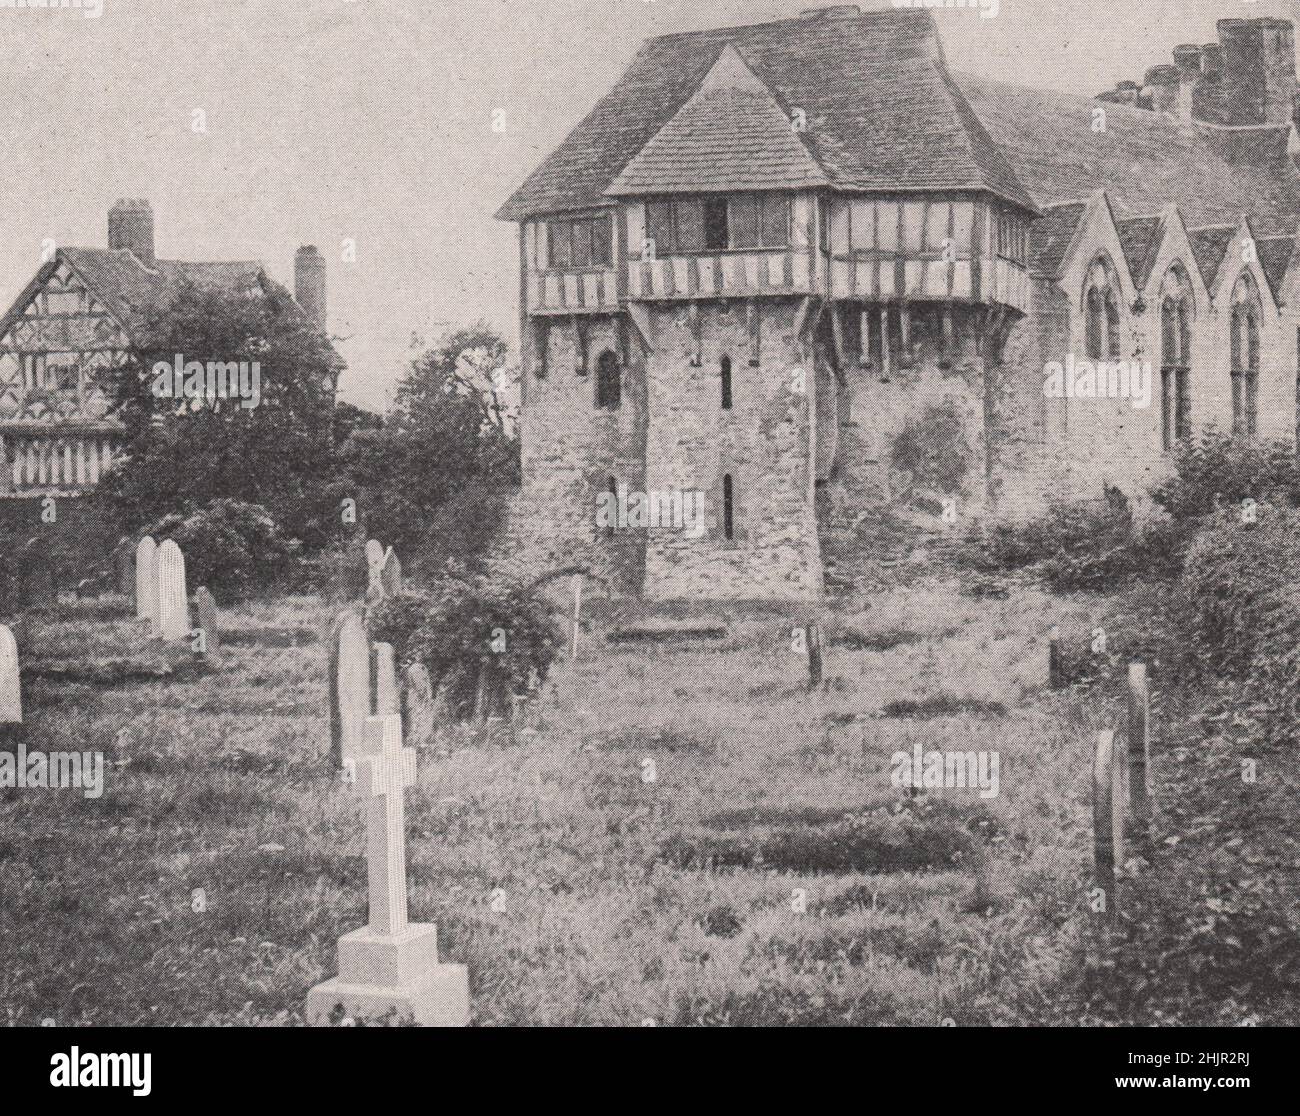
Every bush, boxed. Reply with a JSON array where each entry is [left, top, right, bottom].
[[1153, 429, 1300, 522], [369, 565, 559, 721], [890, 403, 969, 497], [145, 499, 299, 601]]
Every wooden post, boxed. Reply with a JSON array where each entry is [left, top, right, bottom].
[[1092, 729, 1126, 919], [1048, 626, 1064, 689], [570, 574, 583, 660], [1127, 662, 1152, 845], [805, 622, 823, 690]]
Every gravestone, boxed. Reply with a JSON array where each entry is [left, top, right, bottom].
[[330, 612, 371, 766], [374, 642, 399, 716], [113, 537, 135, 599], [156, 540, 190, 642], [1092, 729, 1127, 918], [402, 663, 435, 749], [0, 624, 20, 726], [135, 537, 159, 630], [306, 713, 469, 1027], [365, 540, 385, 600], [23, 538, 56, 611], [379, 547, 402, 598], [195, 588, 220, 656]]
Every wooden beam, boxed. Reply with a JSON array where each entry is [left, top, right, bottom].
[[746, 299, 761, 366], [859, 308, 871, 367], [899, 303, 912, 367], [879, 305, 892, 379], [572, 314, 588, 374], [830, 303, 846, 367], [688, 302, 702, 367], [626, 303, 655, 354]]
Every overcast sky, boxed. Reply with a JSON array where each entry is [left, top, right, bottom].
[[2, 0, 1296, 411]]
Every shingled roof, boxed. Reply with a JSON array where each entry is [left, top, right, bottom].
[[497, 7, 1036, 221]]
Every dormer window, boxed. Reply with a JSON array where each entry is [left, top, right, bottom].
[[1230, 272, 1261, 437], [643, 195, 791, 256], [548, 213, 613, 270]]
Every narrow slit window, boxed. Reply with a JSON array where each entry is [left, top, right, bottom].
[[723, 474, 734, 541], [720, 355, 733, 410]]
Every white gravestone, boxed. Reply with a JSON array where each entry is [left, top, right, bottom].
[[332, 613, 371, 764], [156, 540, 190, 642], [135, 537, 159, 630], [365, 540, 385, 600], [306, 714, 469, 1026], [379, 547, 402, 598], [0, 624, 21, 725]]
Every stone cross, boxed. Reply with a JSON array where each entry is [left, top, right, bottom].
[[356, 714, 417, 935], [0, 623, 20, 725], [379, 547, 402, 598], [330, 612, 371, 765], [156, 540, 190, 642], [135, 537, 159, 630], [365, 540, 385, 599], [195, 587, 220, 655]]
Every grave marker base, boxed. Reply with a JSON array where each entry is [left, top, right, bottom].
[[306, 923, 468, 1027]]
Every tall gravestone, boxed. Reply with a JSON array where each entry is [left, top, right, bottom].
[[379, 548, 402, 598], [365, 540, 385, 601], [135, 537, 159, 630], [0, 623, 21, 727], [195, 587, 220, 656], [330, 612, 371, 766], [402, 663, 435, 750], [306, 713, 469, 1026], [156, 540, 190, 642]]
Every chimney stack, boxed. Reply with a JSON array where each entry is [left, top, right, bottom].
[[1218, 17, 1298, 126], [1201, 42, 1223, 77], [294, 245, 327, 332], [108, 199, 155, 265], [1144, 65, 1182, 115]]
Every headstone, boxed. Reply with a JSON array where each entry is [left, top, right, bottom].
[[156, 540, 190, 642], [195, 588, 220, 656], [380, 547, 402, 598], [1127, 662, 1152, 845], [135, 537, 159, 629], [365, 540, 385, 599], [113, 537, 135, 599], [23, 538, 56, 611], [330, 612, 371, 766], [0, 624, 20, 726], [402, 663, 435, 749], [374, 642, 399, 715], [1092, 729, 1127, 918], [306, 714, 469, 1027]]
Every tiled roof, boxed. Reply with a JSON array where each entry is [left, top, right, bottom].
[[1029, 202, 1085, 278], [1256, 236, 1296, 303], [1187, 225, 1237, 289], [955, 72, 1300, 238], [497, 7, 1036, 220], [1115, 215, 1162, 287], [607, 44, 829, 195]]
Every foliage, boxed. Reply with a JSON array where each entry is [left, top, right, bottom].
[[101, 278, 340, 550], [368, 565, 557, 720], [1152, 428, 1300, 522], [890, 403, 969, 496], [144, 499, 299, 601]]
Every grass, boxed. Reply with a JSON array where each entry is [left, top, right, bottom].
[[0, 579, 1222, 1026]]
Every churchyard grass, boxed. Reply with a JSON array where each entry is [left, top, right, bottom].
[[1, 582, 1154, 1026]]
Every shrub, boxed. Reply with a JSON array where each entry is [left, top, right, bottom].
[[1153, 429, 1300, 522], [144, 499, 299, 601], [369, 565, 559, 721], [890, 403, 969, 497]]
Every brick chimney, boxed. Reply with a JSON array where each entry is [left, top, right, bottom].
[[294, 245, 327, 331], [108, 199, 155, 265], [1144, 65, 1181, 115], [1218, 18, 1298, 126]]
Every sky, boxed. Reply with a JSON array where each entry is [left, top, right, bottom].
[[2, 0, 1298, 412]]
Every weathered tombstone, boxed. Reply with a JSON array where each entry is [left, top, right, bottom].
[[23, 538, 56, 611], [1127, 663, 1152, 846], [306, 713, 469, 1027], [330, 612, 371, 766], [805, 622, 823, 689], [1092, 729, 1127, 919], [365, 539, 385, 600], [135, 537, 159, 630], [379, 547, 402, 598], [374, 642, 399, 715], [402, 662, 435, 749], [0, 623, 21, 728], [113, 537, 135, 599], [156, 540, 190, 642], [195, 587, 220, 656]]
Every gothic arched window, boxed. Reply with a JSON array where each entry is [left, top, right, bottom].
[[1230, 273, 1261, 437], [595, 350, 621, 411], [1160, 265, 1194, 450], [1083, 256, 1121, 362]]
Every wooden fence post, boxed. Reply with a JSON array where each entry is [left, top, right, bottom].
[[1127, 662, 1152, 846]]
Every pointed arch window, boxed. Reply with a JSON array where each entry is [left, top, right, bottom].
[[1083, 256, 1121, 362], [1160, 266, 1194, 450], [595, 350, 621, 410], [1231, 273, 1260, 437]]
